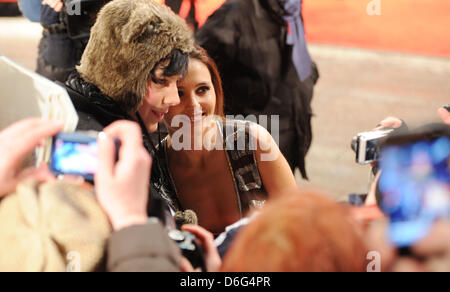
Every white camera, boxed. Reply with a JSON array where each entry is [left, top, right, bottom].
[[351, 129, 394, 164]]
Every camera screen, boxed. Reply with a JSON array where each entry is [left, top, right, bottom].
[[365, 139, 382, 162], [379, 137, 450, 247], [51, 137, 98, 176]]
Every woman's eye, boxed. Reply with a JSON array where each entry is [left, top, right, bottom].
[[178, 90, 184, 97], [197, 86, 210, 95], [156, 79, 168, 86]]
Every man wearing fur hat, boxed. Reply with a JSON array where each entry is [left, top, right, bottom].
[[60, 0, 194, 216], [53, 0, 195, 270], [62, 0, 194, 146]]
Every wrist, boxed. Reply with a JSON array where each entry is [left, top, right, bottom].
[[111, 214, 148, 231]]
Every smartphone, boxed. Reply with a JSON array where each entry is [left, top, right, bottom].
[[378, 126, 450, 248], [50, 132, 105, 182]]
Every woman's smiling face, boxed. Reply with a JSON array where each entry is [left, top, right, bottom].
[[164, 58, 217, 134]]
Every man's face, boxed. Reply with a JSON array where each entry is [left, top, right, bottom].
[[139, 62, 182, 133]]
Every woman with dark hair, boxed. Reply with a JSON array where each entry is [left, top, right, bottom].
[[153, 46, 298, 235]]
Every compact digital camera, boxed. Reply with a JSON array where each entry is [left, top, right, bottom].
[[168, 229, 207, 271], [148, 197, 207, 271], [351, 129, 394, 164], [49, 131, 119, 182]]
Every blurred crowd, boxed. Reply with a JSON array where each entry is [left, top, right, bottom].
[[0, 0, 449, 272]]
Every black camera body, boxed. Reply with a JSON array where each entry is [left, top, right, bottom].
[[61, 0, 111, 40], [168, 229, 207, 271], [148, 197, 206, 271]]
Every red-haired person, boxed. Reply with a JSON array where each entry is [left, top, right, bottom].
[[221, 191, 368, 272]]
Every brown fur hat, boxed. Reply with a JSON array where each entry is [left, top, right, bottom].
[[77, 0, 194, 113]]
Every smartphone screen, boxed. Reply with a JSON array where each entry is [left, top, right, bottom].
[[379, 136, 450, 247], [50, 133, 99, 181]]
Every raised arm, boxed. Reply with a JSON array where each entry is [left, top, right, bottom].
[[251, 124, 298, 199]]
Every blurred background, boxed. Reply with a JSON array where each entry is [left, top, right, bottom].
[[0, 0, 449, 201], [301, 0, 450, 200]]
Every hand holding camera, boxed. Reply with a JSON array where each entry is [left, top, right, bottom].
[[179, 224, 222, 272], [94, 121, 152, 231], [0, 118, 62, 198], [356, 120, 450, 271], [50, 123, 214, 270], [149, 198, 211, 272], [351, 116, 406, 165], [351, 128, 394, 164], [438, 105, 450, 125]]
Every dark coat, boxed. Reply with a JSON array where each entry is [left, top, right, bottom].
[[62, 72, 133, 132], [37, 6, 87, 83], [196, 0, 319, 178]]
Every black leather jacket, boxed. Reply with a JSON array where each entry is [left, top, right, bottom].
[[62, 72, 170, 212], [63, 72, 132, 132]]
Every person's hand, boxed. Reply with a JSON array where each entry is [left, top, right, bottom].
[[408, 220, 450, 272], [0, 118, 62, 198], [370, 117, 404, 168], [375, 116, 403, 130], [180, 225, 222, 272], [42, 0, 63, 12], [366, 219, 450, 272], [95, 121, 152, 231], [437, 107, 450, 125]]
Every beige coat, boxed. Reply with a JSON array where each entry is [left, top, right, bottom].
[[0, 181, 111, 272]]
